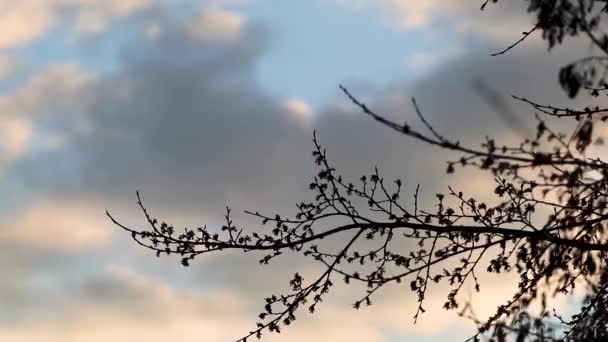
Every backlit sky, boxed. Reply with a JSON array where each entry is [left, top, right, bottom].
[[0, 1, 592, 341]]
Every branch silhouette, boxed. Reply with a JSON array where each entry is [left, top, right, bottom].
[[109, 1, 608, 341]]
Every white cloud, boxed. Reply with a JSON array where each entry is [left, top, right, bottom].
[[285, 98, 313, 127], [0, 266, 252, 342], [0, 63, 93, 164], [4, 198, 112, 251], [0, 116, 31, 161], [378, 1, 460, 29], [0, 265, 382, 342], [335, 0, 461, 29], [0, 264, 465, 342], [0, 62, 93, 129], [337, 0, 534, 43], [0, 61, 33, 173], [70, 0, 153, 37], [0, 0, 153, 48], [0, 1, 55, 48], [187, 6, 246, 42], [0, 63, 99, 175]]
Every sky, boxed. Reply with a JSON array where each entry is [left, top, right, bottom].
[[0, 1, 598, 341]]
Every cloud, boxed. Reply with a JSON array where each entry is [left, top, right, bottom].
[[337, 0, 535, 44], [0, 263, 472, 342], [187, 5, 247, 42], [0, 1, 55, 48], [11, 1, 570, 216], [285, 98, 313, 127], [0, 63, 93, 175], [0, 2, 596, 341], [0, 265, 415, 342], [0, 63, 93, 168], [0, 63, 93, 112], [71, 0, 152, 36], [0, 266, 253, 342], [353, 0, 461, 29], [0, 116, 31, 169], [10, 11, 311, 217], [3, 198, 112, 251], [0, 54, 14, 79], [0, 8, 456, 339], [0, 0, 153, 48]]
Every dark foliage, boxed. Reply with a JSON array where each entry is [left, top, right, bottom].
[[109, 1, 608, 341]]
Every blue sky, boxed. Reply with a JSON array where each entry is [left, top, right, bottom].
[[0, 1, 584, 341], [243, 0, 454, 106]]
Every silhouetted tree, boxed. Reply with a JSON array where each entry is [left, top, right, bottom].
[[108, 1, 608, 341]]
